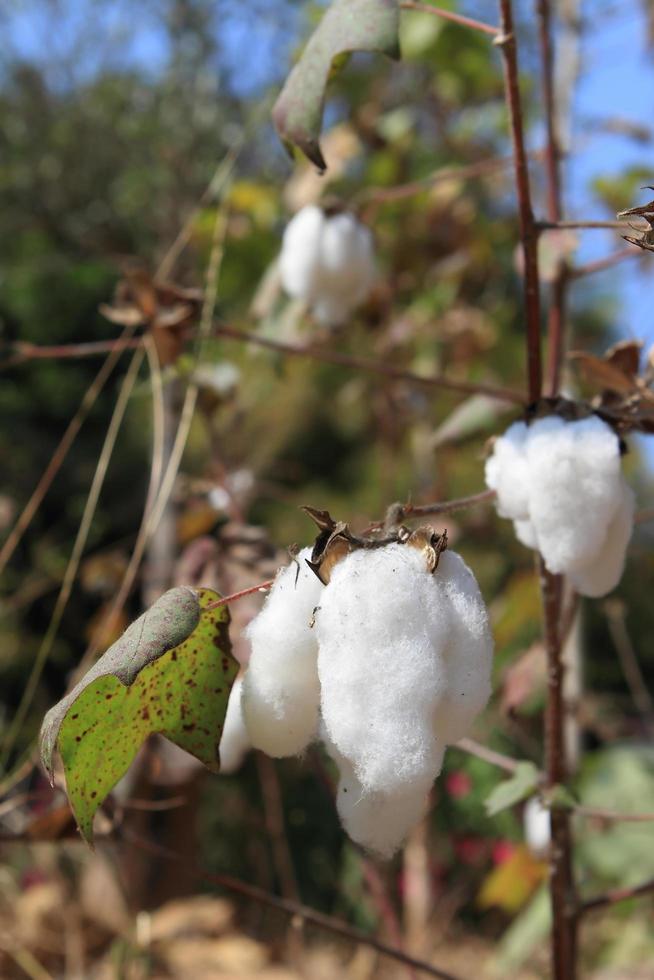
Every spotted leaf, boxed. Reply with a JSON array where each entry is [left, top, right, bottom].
[[40, 588, 237, 843]]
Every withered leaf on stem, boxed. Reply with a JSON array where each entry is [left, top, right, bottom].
[[272, 0, 400, 172], [100, 267, 202, 366]]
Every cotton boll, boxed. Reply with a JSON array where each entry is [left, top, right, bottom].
[[484, 421, 531, 521], [486, 413, 633, 597], [279, 206, 375, 326], [526, 416, 624, 576], [219, 677, 250, 774], [242, 548, 323, 757], [432, 550, 494, 745], [569, 482, 635, 598], [524, 796, 551, 857]]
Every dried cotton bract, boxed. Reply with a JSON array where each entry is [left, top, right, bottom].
[[279, 205, 375, 325], [485, 415, 634, 597], [242, 548, 323, 757]]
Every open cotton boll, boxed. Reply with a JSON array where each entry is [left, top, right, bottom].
[[525, 416, 624, 576], [486, 413, 633, 596], [332, 743, 434, 858], [219, 677, 250, 774], [242, 548, 323, 757], [279, 206, 375, 326], [317, 542, 492, 796], [569, 482, 635, 598], [432, 550, 494, 745]]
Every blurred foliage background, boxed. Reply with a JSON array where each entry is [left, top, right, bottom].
[[2, 1, 654, 977]]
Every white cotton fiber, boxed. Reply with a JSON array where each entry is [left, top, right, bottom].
[[219, 677, 250, 774], [484, 421, 531, 522], [432, 550, 494, 744], [524, 795, 551, 857], [316, 542, 493, 800], [486, 414, 633, 597], [279, 205, 375, 325], [242, 548, 323, 757], [325, 731, 434, 858], [569, 482, 635, 598]]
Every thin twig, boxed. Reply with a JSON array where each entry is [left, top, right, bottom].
[[568, 247, 637, 280], [497, 0, 542, 402], [205, 581, 274, 611], [120, 829, 463, 980], [214, 323, 526, 404], [579, 875, 654, 916], [387, 489, 497, 525], [537, 219, 645, 231], [400, 1, 499, 36], [574, 805, 654, 823], [1, 347, 145, 767], [2, 337, 142, 366], [355, 155, 513, 207], [454, 737, 526, 775]]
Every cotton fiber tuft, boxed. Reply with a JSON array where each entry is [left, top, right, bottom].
[[485, 414, 633, 596], [316, 544, 492, 799], [242, 548, 323, 757], [279, 205, 375, 325]]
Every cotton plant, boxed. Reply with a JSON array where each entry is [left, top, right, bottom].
[[485, 413, 634, 597], [238, 524, 493, 857], [279, 204, 376, 326]]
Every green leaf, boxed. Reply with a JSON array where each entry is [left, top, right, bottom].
[[484, 762, 541, 817], [544, 783, 577, 810], [40, 588, 237, 843], [272, 0, 400, 172]]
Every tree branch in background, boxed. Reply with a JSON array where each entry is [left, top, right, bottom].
[[496, 0, 542, 403], [4, 326, 527, 405], [214, 324, 526, 403], [579, 875, 654, 916]]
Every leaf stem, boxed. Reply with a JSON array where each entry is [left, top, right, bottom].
[[399, 2, 499, 37]]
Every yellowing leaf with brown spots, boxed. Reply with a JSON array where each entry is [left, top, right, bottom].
[[477, 845, 547, 914], [40, 588, 237, 843]]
